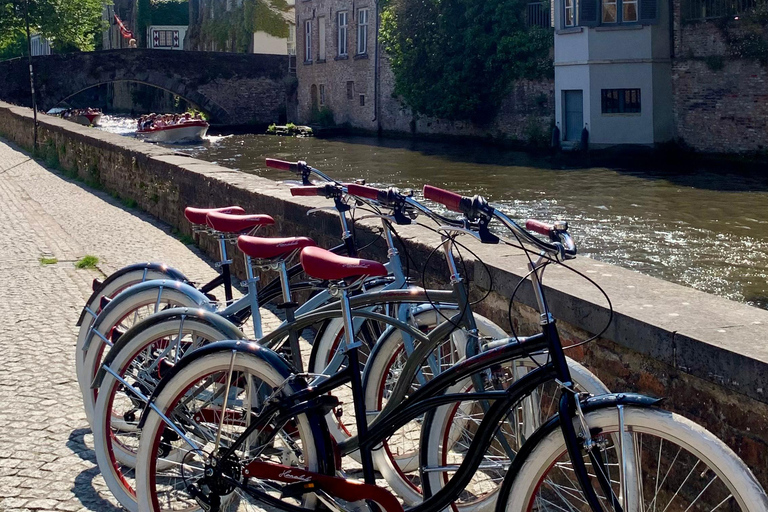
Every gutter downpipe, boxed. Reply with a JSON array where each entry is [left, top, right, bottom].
[[373, 0, 381, 134]]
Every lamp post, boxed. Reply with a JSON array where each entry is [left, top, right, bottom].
[[24, 0, 39, 150]]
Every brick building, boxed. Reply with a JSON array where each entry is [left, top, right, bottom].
[[295, 0, 378, 128]]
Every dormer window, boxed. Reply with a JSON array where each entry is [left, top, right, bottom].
[[578, 0, 656, 26], [602, 0, 638, 22], [564, 0, 575, 26]]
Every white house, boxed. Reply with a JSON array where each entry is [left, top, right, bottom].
[[30, 34, 52, 56], [553, 0, 674, 147], [147, 25, 188, 50]]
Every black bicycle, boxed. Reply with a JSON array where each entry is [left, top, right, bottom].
[[132, 185, 767, 512]]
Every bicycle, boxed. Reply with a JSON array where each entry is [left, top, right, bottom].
[[90, 179, 607, 511], [133, 185, 759, 512]]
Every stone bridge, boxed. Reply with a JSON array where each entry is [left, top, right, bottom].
[[0, 49, 290, 125]]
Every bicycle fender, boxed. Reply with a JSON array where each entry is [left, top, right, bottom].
[[82, 279, 212, 353], [76, 263, 189, 326], [492, 392, 663, 512], [91, 307, 246, 389], [137, 339, 297, 429]]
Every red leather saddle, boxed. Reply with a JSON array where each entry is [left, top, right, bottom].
[[184, 206, 245, 226], [300, 246, 387, 281], [237, 236, 316, 260], [206, 211, 275, 233]]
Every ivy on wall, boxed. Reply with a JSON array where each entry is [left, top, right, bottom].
[[380, 0, 554, 123], [716, 4, 768, 65], [197, 0, 290, 52]]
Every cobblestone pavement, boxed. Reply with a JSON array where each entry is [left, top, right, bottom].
[[0, 138, 270, 511]]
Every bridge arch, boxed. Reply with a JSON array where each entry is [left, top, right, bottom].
[[53, 80, 228, 122], [0, 49, 289, 125]]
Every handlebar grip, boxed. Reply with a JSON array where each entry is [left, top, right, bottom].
[[290, 186, 323, 197], [423, 185, 463, 213], [266, 158, 296, 171], [526, 219, 554, 236], [346, 183, 385, 202]]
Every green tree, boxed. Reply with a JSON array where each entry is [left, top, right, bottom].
[[0, 0, 107, 59], [380, 0, 553, 123]]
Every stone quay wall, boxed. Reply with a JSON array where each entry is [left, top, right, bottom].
[[1, 101, 767, 484]]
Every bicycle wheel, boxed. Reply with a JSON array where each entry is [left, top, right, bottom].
[[92, 317, 243, 512], [79, 285, 207, 424], [420, 356, 609, 512], [76, 268, 178, 394], [363, 311, 510, 505], [498, 405, 768, 512], [135, 349, 330, 512]]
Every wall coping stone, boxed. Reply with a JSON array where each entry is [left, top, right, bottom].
[[3, 100, 768, 404]]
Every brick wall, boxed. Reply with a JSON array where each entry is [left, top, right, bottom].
[[295, 0, 378, 129], [671, 0, 768, 153]]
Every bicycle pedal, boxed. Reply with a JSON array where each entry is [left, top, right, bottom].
[[280, 480, 318, 499], [276, 301, 299, 310]]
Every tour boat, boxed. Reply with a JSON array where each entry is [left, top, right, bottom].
[[48, 108, 102, 127], [69, 112, 102, 127], [136, 120, 209, 143]]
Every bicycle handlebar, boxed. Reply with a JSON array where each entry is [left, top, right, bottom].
[[265, 158, 296, 171], [265, 158, 337, 185], [422, 184, 577, 260], [346, 183, 386, 203], [526, 219, 555, 237]]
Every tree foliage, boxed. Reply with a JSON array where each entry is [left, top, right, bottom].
[[380, 0, 553, 123], [0, 0, 107, 58]]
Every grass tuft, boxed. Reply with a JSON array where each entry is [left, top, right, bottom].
[[39, 256, 58, 265], [75, 255, 99, 269]]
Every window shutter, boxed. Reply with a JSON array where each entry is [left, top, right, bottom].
[[639, 0, 659, 24], [579, 0, 600, 27]]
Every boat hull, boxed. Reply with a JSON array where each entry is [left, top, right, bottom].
[[69, 114, 102, 126], [137, 123, 209, 143]]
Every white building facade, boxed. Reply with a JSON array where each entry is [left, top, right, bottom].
[[553, 0, 674, 147]]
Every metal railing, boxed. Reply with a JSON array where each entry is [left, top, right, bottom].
[[527, 2, 553, 27], [683, 0, 765, 20]]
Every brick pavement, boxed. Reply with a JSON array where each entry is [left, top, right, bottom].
[[0, 137, 237, 511]]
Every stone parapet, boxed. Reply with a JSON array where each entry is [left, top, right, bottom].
[[1, 100, 766, 482]]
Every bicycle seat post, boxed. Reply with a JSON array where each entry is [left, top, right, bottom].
[[216, 233, 234, 304], [276, 259, 304, 372], [242, 253, 262, 339]]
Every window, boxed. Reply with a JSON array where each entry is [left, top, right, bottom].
[[346, 81, 354, 99], [602, 0, 638, 22], [288, 24, 296, 55], [319, 84, 326, 106], [304, 20, 312, 62], [357, 8, 369, 55], [359, 94, 365, 106], [564, 0, 575, 26], [318, 17, 326, 60], [601, 89, 641, 113], [337, 11, 348, 56], [153, 30, 179, 48]]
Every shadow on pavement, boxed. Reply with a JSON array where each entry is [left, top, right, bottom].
[[68, 428, 124, 512]]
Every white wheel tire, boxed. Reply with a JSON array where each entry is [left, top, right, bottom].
[[421, 356, 609, 512], [79, 287, 202, 425], [92, 319, 234, 512], [75, 269, 174, 410], [502, 406, 768, 512], [364, 312, 508, 505], [134, 351, 321, 512]]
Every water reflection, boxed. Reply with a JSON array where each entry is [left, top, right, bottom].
[[100, 124, 768, 310]]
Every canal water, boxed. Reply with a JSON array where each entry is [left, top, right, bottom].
[[98, 115, 768, 309]]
